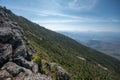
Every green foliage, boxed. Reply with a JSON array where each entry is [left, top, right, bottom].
[[40, 59, 48, 74], [33, 52, 41, 64]]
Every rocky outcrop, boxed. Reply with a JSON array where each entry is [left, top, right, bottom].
[[0, 15, 52, 80], [0, 6, 70, 80], [12, 56, 38, 72]]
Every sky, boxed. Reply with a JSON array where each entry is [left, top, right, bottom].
[[0, 0, 120, 32]]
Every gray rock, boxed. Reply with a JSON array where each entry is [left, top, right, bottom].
[[0, 44, 12, 55], [0, 27, 13, 43], [13, 56, 38, 73], [2, 62, 32, 77], [14, 44, 27, 58], [24, 73, 52, 80], [32, 63, 39, 73], [0, 70, 13, 80], [0, 44, 12, 67]]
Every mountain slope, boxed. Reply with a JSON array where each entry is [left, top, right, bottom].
[[1, 6, 120, 80]]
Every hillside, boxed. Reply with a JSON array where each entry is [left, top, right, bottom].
[[0, 6, 120, 80]]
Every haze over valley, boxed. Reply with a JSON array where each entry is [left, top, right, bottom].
[[59, 31, 120, 60]]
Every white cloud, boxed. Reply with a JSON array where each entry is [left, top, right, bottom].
[[32, 17, 120, 24], [36, 11, 81, 18], [53, 0, 98, 10], [39, 24, 82, 31], [10, 6, 120, 24], [68, 0, 98, 10], [36, 23, 120, 32]]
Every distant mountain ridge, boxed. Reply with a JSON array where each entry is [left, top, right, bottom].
[[85, 40, 120, 59], [0, 6, 120, 80], [59, 31, 120, 60]]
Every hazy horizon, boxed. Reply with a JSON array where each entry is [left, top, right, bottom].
[[0, 0, 120, 32]]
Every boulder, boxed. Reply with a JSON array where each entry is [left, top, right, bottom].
[[0, 27, 13, 43], [13, 56, 38, 73], [1, 62, 32, 77], [0, 44, 12, 68], [0, 44, 12, 55], [14, 44, 27, 58], [32, 63, 39, 73]]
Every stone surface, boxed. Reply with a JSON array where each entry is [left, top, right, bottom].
[[24, 73, 52, 80], [1, 62, 32, 77], [0, 70, 13, 80], [13, 56, 38, 72], [14, 44, 27, 58], [0, 44, 12, 68], [0, 27, 13, 43]]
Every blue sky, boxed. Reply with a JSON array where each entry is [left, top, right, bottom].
[[0, 0, 120, 32]]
